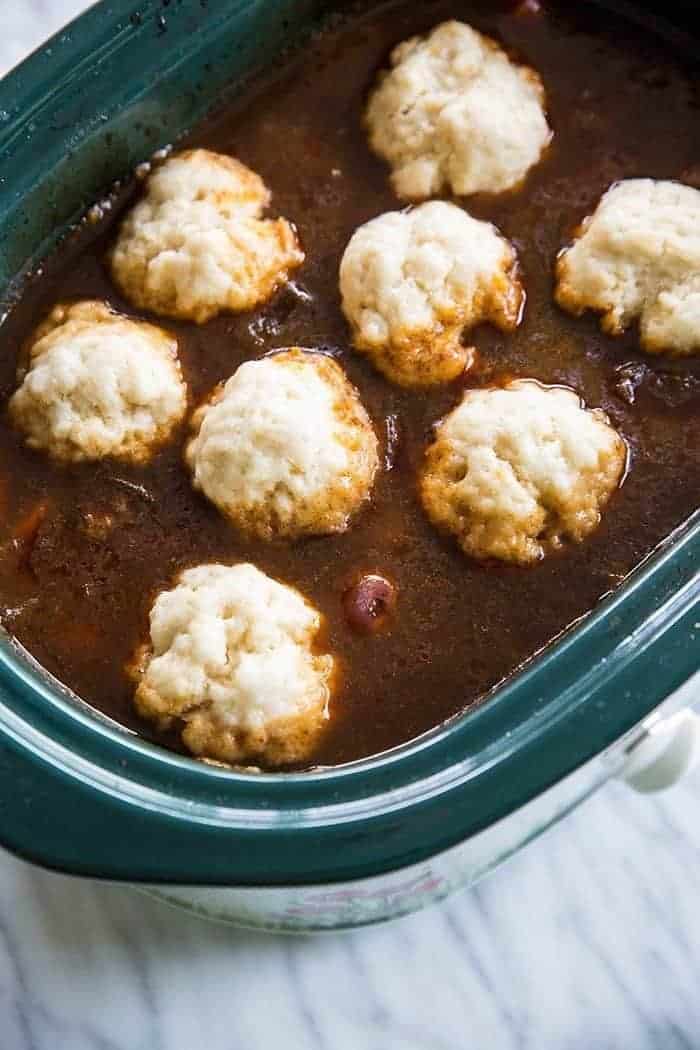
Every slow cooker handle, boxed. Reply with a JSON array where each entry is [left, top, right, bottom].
[[618, 674, 700, 792]]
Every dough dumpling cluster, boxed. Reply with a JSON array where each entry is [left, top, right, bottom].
[[131, 563, 334, 766], [556, 179, 700, 357], [340, 202, 523, 387], [420, 380, 627, 565], [365, 20, 551, 200], [186, 349, 379, 539], [110, 149, 304, 323], [8, 11, 650, 776], [9, 300, 187, 464]]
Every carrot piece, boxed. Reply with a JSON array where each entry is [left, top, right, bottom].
[[13, 499, 50, 548]]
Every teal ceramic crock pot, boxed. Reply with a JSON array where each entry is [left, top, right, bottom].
[[0, 0, 698, 931]]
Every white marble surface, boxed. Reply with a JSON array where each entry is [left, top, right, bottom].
[[0, 0, 88, 76], [1, 3, 700, 1047]]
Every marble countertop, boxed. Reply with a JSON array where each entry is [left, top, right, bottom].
[[1, 2, 700, 1047]]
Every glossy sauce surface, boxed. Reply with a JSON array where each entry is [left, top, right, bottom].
[[0, 0, 698, 767]]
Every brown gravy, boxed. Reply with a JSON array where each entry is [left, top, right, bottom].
[[0, 0, 698, 768]]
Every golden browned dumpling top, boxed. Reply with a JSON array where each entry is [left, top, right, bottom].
[[9, 300, 187, 464], [340, 201, 523, 387], [556, 178, 700, 358], [110, 149, 304, 323], [365, 20, 551, 200], [131, 563, 334, 767], [186, 349, 379, 540], [421, 380, 627, 565]]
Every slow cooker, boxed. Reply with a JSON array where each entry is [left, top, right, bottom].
[[0, 0, 697, 931]]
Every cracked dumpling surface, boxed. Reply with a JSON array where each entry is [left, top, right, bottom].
[[556, 179, 700, 357], [339, 202, 523, 386], [130, 563, 335, 766], [110, 149, 304, 323], [186, 349, 379, 539], [365, 20, 551, 200], [420, 380, 627, 565], [8, 300, 187, 463]]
